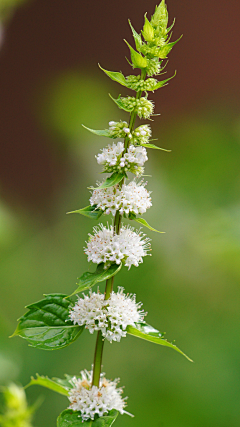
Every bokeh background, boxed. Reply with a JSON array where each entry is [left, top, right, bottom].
[[1, 0, 240, 426]]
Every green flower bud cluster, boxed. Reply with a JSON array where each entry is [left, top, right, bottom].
[[132, 124, 152, 145], [108, 120, 130, 138], [121, 96, 154, 119], [146, 58, 161, 76], [141, 44, 164, 57], [103, 158, 144, 177], [126, 75, 158, 92]]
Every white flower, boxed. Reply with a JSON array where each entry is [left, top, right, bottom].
[[96, 143, 148, 176], [69, 287, 146, 343], [69, 292, 106, 334], [90, 180, 152, 217], [68, 370, 129, 421], [122, 145, 148, 169], [96, 141, 124, 167], [132, 125, 152, 145], [84, 224, 151, 268], [103, 287, 146, 342]]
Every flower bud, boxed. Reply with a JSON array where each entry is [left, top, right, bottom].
[[146, 58, 161, 76], [151, 0, 168, 36], [126, 75, 158, 92]]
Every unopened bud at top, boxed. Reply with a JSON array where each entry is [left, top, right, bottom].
[[151, 0, 168, 36]]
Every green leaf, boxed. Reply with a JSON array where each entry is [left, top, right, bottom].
[[141, 143, 171, 152], [124, 40, 148, 69], [57, 409, 119, 427], [167, 18, 175, 34], [67, 205, 103, 220], [158, 36, 182, 59], [99, 65, 128, 88], [109, 94, 133, 113], [12, 294, 83, 350], [69, 263, 122, 297], [150, 72, 176, 91], [128, 20, 142, 51], [127, 322, 193, 362], [134, 217, 165, 233], [142, 14, 154, 42], [82, 125, 112, 138], [25, 374, 72, 396], [95, 172, 125, 190], [93, 410, 119, 427]]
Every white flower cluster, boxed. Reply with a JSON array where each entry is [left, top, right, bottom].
[[121, 96, 154, 119], [90, 180, 152, 217], [132, 124, 152, 145], [69, 288, 145, 342], [68, 370, 127, 421], [96, 141, 124, 168], [126, 75, 158, 92], [84, 224, 151, 269], [96, 142, 148, 176]]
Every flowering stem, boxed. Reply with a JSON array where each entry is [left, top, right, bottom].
[[92, 69, 147, 387]]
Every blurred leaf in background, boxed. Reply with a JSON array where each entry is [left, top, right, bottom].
[[0, 0, 29, 49], [0, 382, 40, 427], [0, 0, 28, 22]]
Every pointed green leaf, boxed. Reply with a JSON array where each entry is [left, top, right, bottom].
[[51, 374, 75, 390], [25, 374, 72, 396], [150, 72, 176, 91], [124, 40, 148, 69], [167, 18, 175, 34], [158, 36, 182, 59], [67, 205, 103, 220], [128, 20, 142, 51], [99, 65, 128, 88], [109, 94, 133, 113], [69, 263, 122, 297], [82, 125, 112, 138], [12, 294, 83, 350], [142, 14, 154, 42], [127, 322, 193, 362], [95, 172, 125, 190], [134, 217, 165, 233], [57, 409, 119, 427], [141, 143, 171, 152]]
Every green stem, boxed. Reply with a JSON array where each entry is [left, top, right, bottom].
[[124, 69, 147, 151], [91, 277, 113, 387], [92, 68, 147, 387], [91, 331, 104, 387]]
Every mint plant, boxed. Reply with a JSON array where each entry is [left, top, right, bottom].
[[12, 2, 192, 425]]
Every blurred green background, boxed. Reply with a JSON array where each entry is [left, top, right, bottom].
[[1, 1, 240, 426]]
